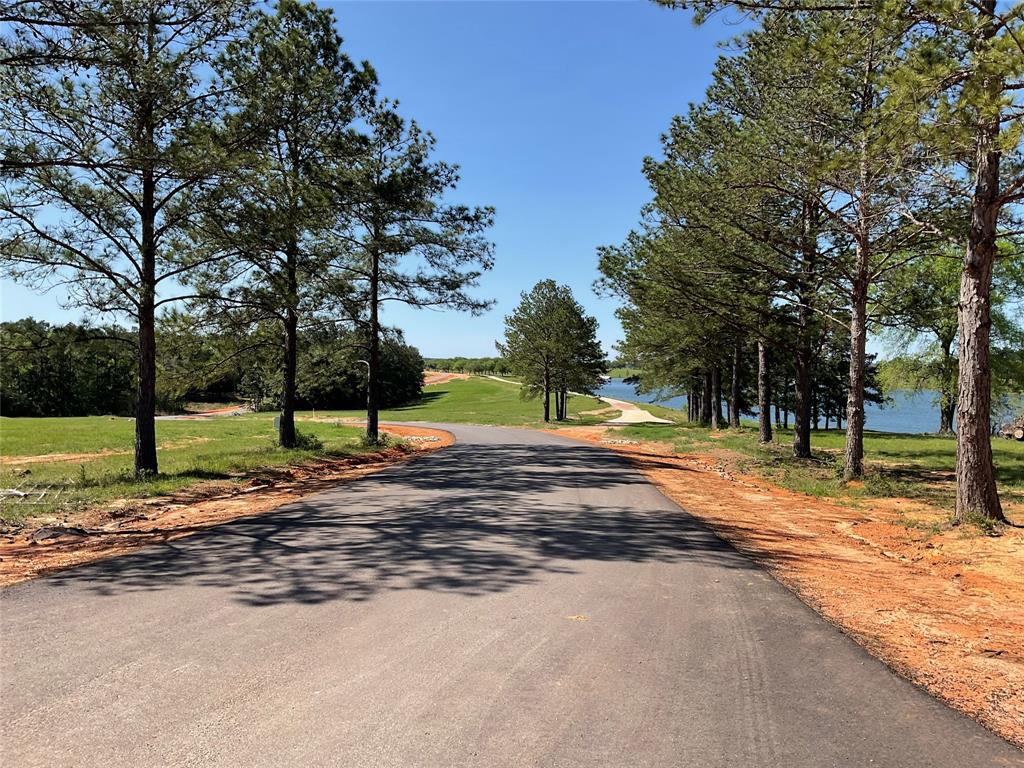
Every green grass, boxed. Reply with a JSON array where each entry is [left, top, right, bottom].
[[606, 367, 642, 379], [0, 414, 370, 523], [615, 419, 1024, 513], [313, 376, 611, 427], [0, 376, 610, 524], [7, 374, 1015, 524]]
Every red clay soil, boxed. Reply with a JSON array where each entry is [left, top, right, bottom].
[[0, 425, 453, 588], [162, 404, 250, 419], [423, 371, 470, 385], [1, 449, 131, 466], [558, 425, 1024, 750]]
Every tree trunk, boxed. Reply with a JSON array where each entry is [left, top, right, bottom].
[[844, 270, 869, 479], [365, 248, 382, 444], [843, 32, 876, 479], [279, 307, 298, 448], [940, 399, 955, 436], [711, 366, 722, 430], [793, 199, 819, 458], [793, 351, 812, 458], [543, 367, 551, 422], [278, 234, 299, 448], [730, 345, 741, 428], [955, 76, 1004, 522], [774, 401, 781, 430], [134, 35, 158, 478], [701, 370, 712, 425], [757, 340, 772, 444], [134, 288, 158, 476], [938, 337, 956, 435]]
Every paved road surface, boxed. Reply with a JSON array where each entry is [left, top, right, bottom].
[[2, 425, 1020, 767]]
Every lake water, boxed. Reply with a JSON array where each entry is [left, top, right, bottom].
[[594, 378, 1013, 435]]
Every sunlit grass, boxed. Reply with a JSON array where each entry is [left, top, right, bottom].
[[616, 419, 1024, 513], [316, 376, 610, 427], [0, 414, 368, 523]]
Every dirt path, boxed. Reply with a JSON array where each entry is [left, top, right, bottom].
[[557, 424, 1024, 750], [156, 404, 251, 420], [423, 371, 470, 385], [1, 449, 130, 466], [0, 425, 454, 587], [597, 395, 673, 424], [484, 375, 668, 424]]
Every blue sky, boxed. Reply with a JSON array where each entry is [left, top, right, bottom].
[[0, 1, 747, 357]]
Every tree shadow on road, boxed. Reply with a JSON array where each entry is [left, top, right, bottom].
[[46, 439, 759, 606]]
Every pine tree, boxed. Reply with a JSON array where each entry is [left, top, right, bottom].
[[1, 0, 249, 475], [187, 0, 375, 448], [498, 280, 606, 422], [331, 103, 494, 444]]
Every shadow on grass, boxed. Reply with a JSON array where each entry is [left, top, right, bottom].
[[384, 390, 447, 412], [44, 434, 761, 607]]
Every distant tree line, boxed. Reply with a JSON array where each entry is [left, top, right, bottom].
[[0, 319, 136, 417], [1, 0, 494, 472], [424, 357, 513, 376], [0, 318, 424, 417], [601, 3, 1024, 524]]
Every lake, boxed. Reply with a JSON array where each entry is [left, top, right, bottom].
[[595, 378, 1020, 435]]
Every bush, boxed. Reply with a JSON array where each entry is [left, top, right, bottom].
[[291, 431, 324, 451]]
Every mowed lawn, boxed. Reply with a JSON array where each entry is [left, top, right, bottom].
[[0, 377, 609, 523], [317, 376, 611, 426], [0, 414, 367, 523]]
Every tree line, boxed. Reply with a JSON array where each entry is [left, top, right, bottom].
[[600, 2, 1024, 523], [0, 318, 425, 417], [424, 357, 514, 376], [1, 0, 494, 473]]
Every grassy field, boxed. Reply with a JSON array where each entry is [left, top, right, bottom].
[[606, 367, 641, 379], [317, 376, 610, 427], [617, 419, 1024, 517], [0, 377, 609, 523], [0, 414, 369, 523], [5, 373, 1018, 524]]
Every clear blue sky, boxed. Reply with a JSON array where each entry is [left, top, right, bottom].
[[0, 1, 748, 358]]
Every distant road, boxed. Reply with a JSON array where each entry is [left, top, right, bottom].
[[484, 375, 671, 423], [2, 425, 1020, 766], [156, 404, 250, 420]]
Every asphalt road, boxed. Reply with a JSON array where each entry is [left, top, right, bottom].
[[2, 425, 1021, 767]]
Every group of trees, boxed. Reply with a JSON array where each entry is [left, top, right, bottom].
[[876, 251, 1024, 434], [601, 2, 1024, 523], [1, 0, 493, 473], [498, 280, 606, 422], [0, 319, 136, 417], [0, 318, 426, 417], [424, 357, 514, 376]]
